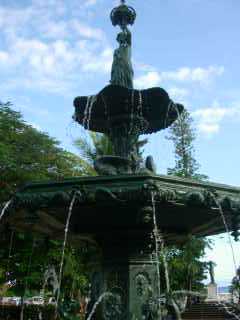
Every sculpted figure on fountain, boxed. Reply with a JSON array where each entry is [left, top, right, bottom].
[[111, 27, 134, 89]]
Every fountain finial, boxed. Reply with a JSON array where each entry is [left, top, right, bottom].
[[110, 0, 136, 29]]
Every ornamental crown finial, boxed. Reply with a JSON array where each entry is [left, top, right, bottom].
[[110, 0, 136, 29]]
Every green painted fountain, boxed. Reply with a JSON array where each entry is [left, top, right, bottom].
[[2, 1, 240, 319]]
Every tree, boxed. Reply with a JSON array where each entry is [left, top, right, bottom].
[[0, 102, 93, 202], [166, 236, 210, 293], [0, 230, 96, 299], [0, 102, 95, 299], [166, 109, 208, 181], [230, 266, 240, 303], [74, 132, 148, 172], [74, 132, 114, 167], [164, 110, 210, 307]]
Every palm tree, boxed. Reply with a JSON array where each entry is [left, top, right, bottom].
[[74, 132, 114, 167], [74, 132, 148, 168]]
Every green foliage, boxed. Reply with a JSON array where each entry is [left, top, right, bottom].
[[0, 304, 55, 320], [74, 131, 148, 171], [0, 102, 93, 202], [230, 266, 240, 303], [165, 110, 210, 295], [165, 236, 211, 292], [0, 231, 93, 299], [0, 101, 97, 300], [166, 110, 208, 181], [0, 233, 48, 295], [74, 132, 114, 166]]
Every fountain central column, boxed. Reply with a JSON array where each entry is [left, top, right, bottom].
[[88, 235, 161, 320]]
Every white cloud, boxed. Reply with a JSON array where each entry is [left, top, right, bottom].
[[134, 61, 155, 73], [0, 51, 10, 65], [168, 87, 189, 103], [193, 103, 240, 136], [84, 0, 98, 7], [134, 65, 224, 90], [30, 122, 42, 131], [0, 1, 112, 95], [197, 122, 220, 134], [40, 21, 69, 39], [0, 1, 225, 97], [134, 71, 161, 89], [70, 20, 106, 41], [0, 6, 33, 34], [161, 66, 224, 83], [82, 47, 113, 73], [0, 36, 113, 95]]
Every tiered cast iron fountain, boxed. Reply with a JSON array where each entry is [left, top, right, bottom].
[[3, 1, 240, 319]]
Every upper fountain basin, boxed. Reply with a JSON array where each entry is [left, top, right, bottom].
[[73, 85, 184, 135]]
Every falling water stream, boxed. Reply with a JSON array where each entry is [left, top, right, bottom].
[[161, 244, 182, 320], [55, 191, 80, 318], [20, 238, 36, 320], [151, 192, 182, 320], [151, 192, 162, 320], [83, 96, 91, 129], [6, 230, 14, 281], [86, 292, 115, 320], [128, 90, 134, 136], [137, 90, 143, 119], [43, 266, 59, 298], [20, 302, 24, 320], [0, 200, 12, 222], [87, 96, 96, 130], [164, 100, 173, 129], [165, 104, 239, 311], [83, 95, 96, 130], [84, 190, 177, 320], [127, 90, 144, 137], [214, 196, 238, 272]]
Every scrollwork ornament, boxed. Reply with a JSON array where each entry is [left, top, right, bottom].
[[135, 272, 152, 299], [102, 287, 125, 320]]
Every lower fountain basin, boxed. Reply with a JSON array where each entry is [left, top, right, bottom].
[[3, 174, 240, 244]]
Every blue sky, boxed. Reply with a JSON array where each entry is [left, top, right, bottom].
[[0, 0, 240, 286]]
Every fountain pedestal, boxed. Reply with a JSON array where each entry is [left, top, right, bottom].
[[89, 236, 161, 320]]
